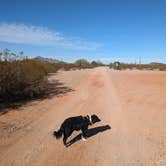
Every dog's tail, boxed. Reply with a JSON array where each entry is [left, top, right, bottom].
[[53, 128, 63, 139]]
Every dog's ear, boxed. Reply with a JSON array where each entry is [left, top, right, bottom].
[[91, 114, 101, 123], [91, 114, 97, 118]]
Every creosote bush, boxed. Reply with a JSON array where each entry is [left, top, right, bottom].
[[0, 60, 50, 100]]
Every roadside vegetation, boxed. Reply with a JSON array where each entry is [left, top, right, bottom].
[[0, 49, 103, 103], [109, 61, 166, 71]]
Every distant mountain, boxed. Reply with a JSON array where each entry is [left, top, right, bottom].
[[33, 56, 60, 63]]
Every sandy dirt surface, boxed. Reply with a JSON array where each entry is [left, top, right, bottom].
[[0, 67, 166, 166]]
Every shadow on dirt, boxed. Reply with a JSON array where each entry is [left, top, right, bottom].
[[66, 125, 111, 147], [0, 79, 74, 114]]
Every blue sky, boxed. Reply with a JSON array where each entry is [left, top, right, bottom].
[[0, 0, 166, 63]]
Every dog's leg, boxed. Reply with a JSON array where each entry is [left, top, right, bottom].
[[63, 134, 67, 146], [81, 127, 88, 141], [81, 135, 87, 141]]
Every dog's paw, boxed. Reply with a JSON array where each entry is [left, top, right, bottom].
[[82, 136, 87, 141]]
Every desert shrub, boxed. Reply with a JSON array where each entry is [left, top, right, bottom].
[[91, 61, 98, 67], [74, 59, 91, 69], [109, 61, 121, 70], [0, 49, 62, 101], [0, 59, 49, 101], [110, 63, 166, 71], [91, 60, 104, 67]]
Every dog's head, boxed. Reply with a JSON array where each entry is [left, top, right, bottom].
[[91, 114, 101, 124]]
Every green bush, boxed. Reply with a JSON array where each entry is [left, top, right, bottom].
[[74, 59, 91, 69], [0, 60, 49, 100]]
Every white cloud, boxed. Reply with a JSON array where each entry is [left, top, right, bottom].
[[0, 23, 102, 50]]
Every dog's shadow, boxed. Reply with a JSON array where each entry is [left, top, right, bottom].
[[66, 125, 111, 147]]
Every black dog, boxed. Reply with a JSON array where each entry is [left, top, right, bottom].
[[53, 114, 101, 146]]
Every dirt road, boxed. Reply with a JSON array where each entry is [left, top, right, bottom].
[[0, 67, 166, 166]]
